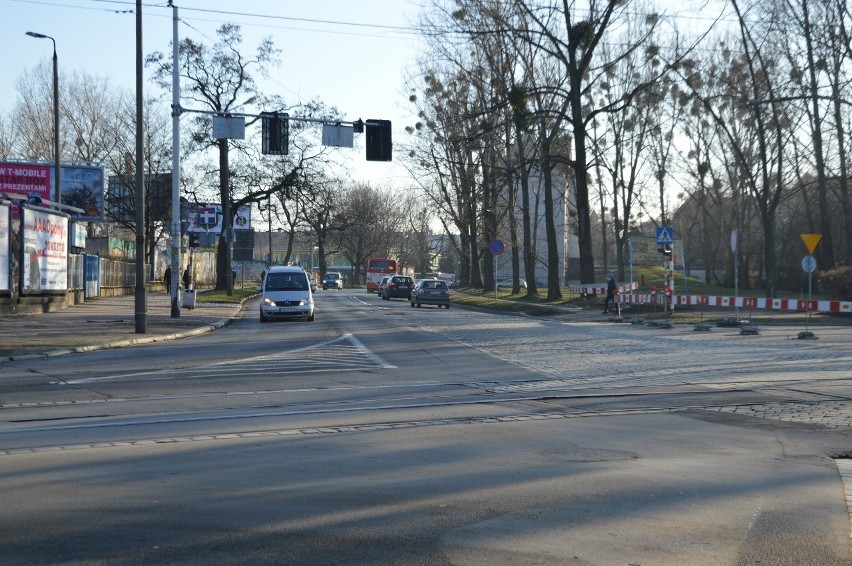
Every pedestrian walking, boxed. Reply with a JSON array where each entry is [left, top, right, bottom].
[[183, 268, 191, 291], [603, 275, 618, 314]]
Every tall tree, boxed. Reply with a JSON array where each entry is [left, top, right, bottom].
[[507, 0, 665, 283], [147, 23, 281, 293]]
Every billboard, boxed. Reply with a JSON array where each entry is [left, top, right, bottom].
[[58, 165, 104, 221], [0, 202, 9, 292], [0, 161, 104, 221], [0, 162, 51, 202], [20, 206, 68, 293], [186, 203, 252, 233], [106, 173, 170, 223]]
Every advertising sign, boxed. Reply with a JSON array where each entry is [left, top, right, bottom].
[[0, 162, 51, 203], [58, 165, 104, 221], [20, 206, 68, 293], [71, 221, 87, 249], [186, 203, 251, 233], [0, 202, 9, 292], [0, 162, 104, 222]]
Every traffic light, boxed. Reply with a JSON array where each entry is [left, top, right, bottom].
[[365, 119, 392, 161], [188, 233, 200, 248], [262, 112, 289, 155], [657, 244, 672, 255]]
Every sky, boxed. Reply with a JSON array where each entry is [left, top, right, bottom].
[[3, 0, 423, 189]]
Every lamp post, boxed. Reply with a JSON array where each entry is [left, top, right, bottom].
[[26, 31, 60, 203]]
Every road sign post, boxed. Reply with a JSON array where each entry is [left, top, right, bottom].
[[799, 233, 822, 339], [489, 240, 504, 299], [656, 227, 674, 313]]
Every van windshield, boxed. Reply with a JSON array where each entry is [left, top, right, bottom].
[[266, 273, 308, 291]]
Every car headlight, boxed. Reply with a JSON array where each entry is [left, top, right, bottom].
[[262, 297, 276, 306]]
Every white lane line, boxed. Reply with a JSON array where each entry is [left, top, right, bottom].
[[64, 333, 395, 384]]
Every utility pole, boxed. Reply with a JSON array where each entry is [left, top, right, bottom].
[[169, 0, 182, 317], [133, 0, 146, 333]]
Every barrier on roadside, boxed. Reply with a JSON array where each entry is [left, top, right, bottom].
[[577, 282, 639, 296], [616, 293, 852, 314]]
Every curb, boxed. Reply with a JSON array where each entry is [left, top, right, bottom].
[[1, 300, 248, 363]]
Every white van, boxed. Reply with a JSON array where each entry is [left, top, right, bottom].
[[258, 265, 315, 322]]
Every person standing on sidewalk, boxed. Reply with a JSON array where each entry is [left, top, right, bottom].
[[603, 275, 618, 314], [164, 267, 172, 294]]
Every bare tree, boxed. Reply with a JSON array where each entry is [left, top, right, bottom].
[[147, 23, 281, 293], [0, 113, 15, 158], [505, 0, 666, 284], [332, 183, 400, 285]]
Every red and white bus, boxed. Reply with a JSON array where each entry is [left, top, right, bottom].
[[366, 257, 398, 293]]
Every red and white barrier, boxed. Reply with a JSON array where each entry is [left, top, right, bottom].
[[576, 282, 850, 313], [577, 282, 639, 296], [617, 293, 852, 314]]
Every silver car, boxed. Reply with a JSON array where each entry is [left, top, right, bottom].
[[258, 265, 315, 322]]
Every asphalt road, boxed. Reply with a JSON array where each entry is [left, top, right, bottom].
[[0, 291, 849, 565]]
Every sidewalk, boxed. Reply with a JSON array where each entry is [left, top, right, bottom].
[[0, 291, 250, 362]]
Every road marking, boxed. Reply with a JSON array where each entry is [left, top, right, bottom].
[[63, 333, 395, 384]]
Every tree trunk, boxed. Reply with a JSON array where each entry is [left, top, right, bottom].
[[216, 138, 232, 294]]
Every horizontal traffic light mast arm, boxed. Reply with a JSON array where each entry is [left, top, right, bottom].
[[174, 105, 362, 127]]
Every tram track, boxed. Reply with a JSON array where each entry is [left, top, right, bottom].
[[1, 372, 848, 455]]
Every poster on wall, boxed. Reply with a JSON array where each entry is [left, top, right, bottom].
[[0, 202, 9, 292], [20, 206, 68, 294]]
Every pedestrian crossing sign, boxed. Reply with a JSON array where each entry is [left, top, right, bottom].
[[656, 227, 674, 245]]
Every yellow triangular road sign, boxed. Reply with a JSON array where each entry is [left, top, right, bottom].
[[800, 233, 822, 254]]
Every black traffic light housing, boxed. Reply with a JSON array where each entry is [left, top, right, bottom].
[[261, 112, 289, 155], [657, 244, 672, 255], [365, 119, 392, 161]]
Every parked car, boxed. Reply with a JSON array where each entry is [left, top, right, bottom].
[[257, 265, 315, 322], [382, 275, 415, 300], [410, 278, 451, 309], [377, 275, 392, 297], [322, 271, 344, 290], [496, 278, 527, 289]]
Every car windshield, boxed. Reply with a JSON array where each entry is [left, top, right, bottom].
[[265, 273, 308, 291], [325, 273, 340, 280], [420, 280, 446, 289], [393, 277, 412, 285]]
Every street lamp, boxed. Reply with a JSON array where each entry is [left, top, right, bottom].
[[26, 31, 60, 203]]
